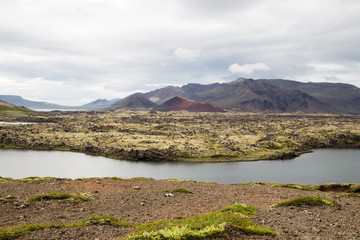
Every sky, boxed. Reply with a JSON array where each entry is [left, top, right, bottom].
[[0, 0, 360, 105]]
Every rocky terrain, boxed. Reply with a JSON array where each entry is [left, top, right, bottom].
[[1, 111, 360, 162], [0, 178, 359, 239]]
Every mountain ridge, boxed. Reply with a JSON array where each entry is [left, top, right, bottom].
[[2, 78, 360, 114]]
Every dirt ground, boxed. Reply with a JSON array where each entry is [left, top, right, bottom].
[[0, 178, 359, 239]]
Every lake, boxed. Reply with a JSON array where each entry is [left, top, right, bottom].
[[0, 148, 359, 184]]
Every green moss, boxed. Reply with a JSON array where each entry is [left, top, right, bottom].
[[340, 193, 360, 198], [19, 177, 58, 182], [78, 216, 133, 228], [271, 195, 337, 208], [0, 195, 18, 203], [0, 178, 14, 183], [349, 184, 360, 193], [221, 203, 256, 216], [0, 224, 46, 240], [0, 102, 41, 117], [0, 216, 133, 240], [131, 177, 155, 180], [26, 192, 93, 202], [124, 204, 276, 240], [271, 183, 319, 191], [169, 188, 194, 194], [167, 179, 197, 183]]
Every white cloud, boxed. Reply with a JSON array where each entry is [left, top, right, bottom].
[[228, 63, 271, 74], [307, 63, 349, 72], [172, 48, 200, 62], [1, 0, 360, 104]]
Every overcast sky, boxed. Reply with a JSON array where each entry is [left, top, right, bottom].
[[0, 0, 359, 105]]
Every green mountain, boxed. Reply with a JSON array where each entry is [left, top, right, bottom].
[[0, 100, 40, 117], [0, 95, 75, 110]]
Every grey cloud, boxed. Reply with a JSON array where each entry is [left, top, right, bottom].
[[0, 0, 360, 105]]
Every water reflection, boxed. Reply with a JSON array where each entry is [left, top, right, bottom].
[[0, 148, 359, 184]]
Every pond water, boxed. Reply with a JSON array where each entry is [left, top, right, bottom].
[[0, 149, 359, 184]]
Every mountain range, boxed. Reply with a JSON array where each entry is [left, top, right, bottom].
[[0, 95, 120, 110], [1, 78, 360, 114]]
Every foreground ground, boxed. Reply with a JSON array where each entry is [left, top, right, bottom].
[[0, 178, 359, 239], [1, 111, 360, 162]]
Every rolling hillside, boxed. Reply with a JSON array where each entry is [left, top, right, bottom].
[[0, 100, 41, 117]]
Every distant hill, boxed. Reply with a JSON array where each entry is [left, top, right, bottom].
[[0, 95, 120, 111], [0, 100, 40, 117], [107, 94, 158, 111], [153, 96, 225, 112], [258, 79, 360, 114], [0, 95, 75, 110], [79, 98, 120, 110], [141, 86, 186, 104]]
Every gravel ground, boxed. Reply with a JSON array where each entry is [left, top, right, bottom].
[[0, 178, 359, 239]]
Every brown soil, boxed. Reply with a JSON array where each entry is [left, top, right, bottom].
[[1, 178, 359, 239]]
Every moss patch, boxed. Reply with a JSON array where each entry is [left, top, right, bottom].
[[0, 195, 18, 203], [26, 192, 93, 202], [0, 216, 133, 240], [124, 204, 276, 239], [271, 195, 337, 208], [166, 188, 194, 194], [0, 224, 46, 240]]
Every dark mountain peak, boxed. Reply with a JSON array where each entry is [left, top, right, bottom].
[[180, 82, 220, 96], [107, 93, 158, 111], [153, 96, 225, 113], [141, 86, 185, 104]]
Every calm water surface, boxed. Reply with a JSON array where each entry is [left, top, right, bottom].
[[0, 149, 359, 184]]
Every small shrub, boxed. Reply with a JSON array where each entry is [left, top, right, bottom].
[[271, 195, 336, 208]]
